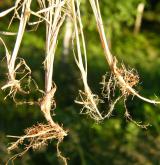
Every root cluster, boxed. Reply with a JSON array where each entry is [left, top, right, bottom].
[[102, 64, 139, 99], [1, 58, 31, 101], [0, 0, 160, 164], [75, 90, 104, 122], [116, 65, 139, 95], [7, 123, 67, 163], [101, 64, 149, 128]]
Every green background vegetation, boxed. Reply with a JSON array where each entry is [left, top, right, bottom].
[[0, 0, 160, 164]]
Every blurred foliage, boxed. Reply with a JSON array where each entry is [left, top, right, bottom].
[[0, 0, 160, 164]]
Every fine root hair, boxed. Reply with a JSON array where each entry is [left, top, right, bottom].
[[7, 123, 67, 164]]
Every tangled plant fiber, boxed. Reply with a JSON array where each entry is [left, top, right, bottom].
[[0, 0, 160, 164]]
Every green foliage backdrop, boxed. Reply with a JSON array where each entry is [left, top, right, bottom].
[[0, 0, 160, 164]]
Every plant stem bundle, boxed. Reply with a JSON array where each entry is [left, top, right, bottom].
[[0, 0, 160, 164]]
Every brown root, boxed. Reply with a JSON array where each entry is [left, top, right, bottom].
[[1, 58, 31, 101], [75, 90, 104, 122], [1, 79, 28, 100], [101, 63, 150, 128], [7, 123, 67, 164], [112, 57, 160, 104], [6, 82, 68, 164], [89, 0, 160, 108]]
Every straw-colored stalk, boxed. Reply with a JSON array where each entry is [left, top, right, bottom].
[[38, 1, 68, 163], [0, 0, 160, 163], [35, 0, 68, 162], [89, 0, 160, 105], [1, 0, 68, 163], [71, 0, 103, 121], [1, 0, 32, 98], [39, 0, 66, 128]]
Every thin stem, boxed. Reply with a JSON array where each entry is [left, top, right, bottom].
[[89, 0, 160, 105], [9, 0, 32, 79]]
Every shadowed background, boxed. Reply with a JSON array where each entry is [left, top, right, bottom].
[[0, 0, 160, 164]]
